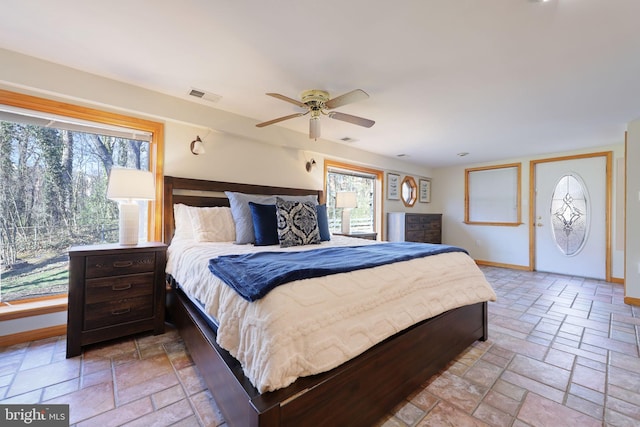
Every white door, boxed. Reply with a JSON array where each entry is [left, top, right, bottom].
[[534, 156, 607, 279]]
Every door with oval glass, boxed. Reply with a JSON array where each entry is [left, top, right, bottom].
[[534, 155, 607, 279]]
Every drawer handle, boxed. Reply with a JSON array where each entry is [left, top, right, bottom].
[[112, 283, 132, 291], [113, 261, 133, 268], [111, 307, 131, 316]]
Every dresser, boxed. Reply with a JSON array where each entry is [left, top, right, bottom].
[[66, 242, 167, 358], [387, 213, 442, 244]]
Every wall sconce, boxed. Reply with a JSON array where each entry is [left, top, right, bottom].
[[190, 135, 205, 155], [305, 158, 316, 172]]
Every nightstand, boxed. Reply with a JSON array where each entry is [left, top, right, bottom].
[[66, 242, 167, 358], [333, 232, 378, 241]]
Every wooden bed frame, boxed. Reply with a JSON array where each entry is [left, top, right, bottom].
[[163, 175, 488, 427]]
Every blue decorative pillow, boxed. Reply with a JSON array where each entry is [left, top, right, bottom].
[[225, 191, 319, 244], [225, 192, 275, 244], [248, 202, 279, 246], [316, 204, 331, 241], [276, 197, 320, 247]]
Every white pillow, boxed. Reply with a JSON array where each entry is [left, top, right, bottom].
[[187, 206, 236, 242], [173, 203, 195, 240]]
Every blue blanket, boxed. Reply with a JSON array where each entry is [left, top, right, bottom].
[[208, 242, 468, 302]]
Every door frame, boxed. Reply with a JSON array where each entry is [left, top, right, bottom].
[[529, 152, 613, 281]]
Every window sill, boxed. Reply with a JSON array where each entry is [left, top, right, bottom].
[[0, 296, 68, 321]]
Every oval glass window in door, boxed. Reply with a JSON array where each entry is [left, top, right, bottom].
[[549, 174, 589, 256]]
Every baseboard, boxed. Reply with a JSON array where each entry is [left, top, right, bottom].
[[0, 324, 66, 347], [474, 260, 531, 271], [610, 276, 624, 285], [624, 296, 640, 307]]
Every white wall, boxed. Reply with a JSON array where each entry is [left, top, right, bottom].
[[433, 144, 626, 279], [625, 119, 640, 299]]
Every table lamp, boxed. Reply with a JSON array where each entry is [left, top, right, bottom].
[[336, 191, 357, 234], [107, 168, 155, 245]]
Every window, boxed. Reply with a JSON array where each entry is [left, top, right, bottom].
[[465, 163, 521, 226], [324, 160, 383, 234], [0, 89, 163, 303]]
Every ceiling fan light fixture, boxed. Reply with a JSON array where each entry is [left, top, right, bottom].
[[256, 88, 374, 140], [309, 116, 321, 140]]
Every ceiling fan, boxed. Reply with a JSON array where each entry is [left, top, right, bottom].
[[256, 89, 375, 140]]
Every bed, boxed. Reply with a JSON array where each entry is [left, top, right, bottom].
[[162, 175, 496, 427]]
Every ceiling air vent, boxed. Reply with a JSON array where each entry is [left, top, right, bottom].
[[188, 88, 222, 103], [189, 89, 205, 98]]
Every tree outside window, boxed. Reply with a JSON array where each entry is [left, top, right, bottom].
[[325, 161, 382, 235], [0, 104, 156, 303]]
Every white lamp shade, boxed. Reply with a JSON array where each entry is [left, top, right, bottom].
[[107, 168, 154, 245], [336, 191, 357, 209], [107, 168, 155, 201]]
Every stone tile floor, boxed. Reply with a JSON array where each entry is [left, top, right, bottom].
[[1, 266, 639, 426]]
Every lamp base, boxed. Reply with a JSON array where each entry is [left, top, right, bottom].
[[118, 202, 139, 245], [341, 209, 351, 235]]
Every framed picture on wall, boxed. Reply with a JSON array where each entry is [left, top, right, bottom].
[[387, 173, 400, 200], [419, 178, 431, 203]]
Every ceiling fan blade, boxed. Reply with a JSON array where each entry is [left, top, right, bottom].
[[325, 89, 369, 109], [266, 93, 307, 108], [256, 112, 307, 127], [328, 111, 375, 128]]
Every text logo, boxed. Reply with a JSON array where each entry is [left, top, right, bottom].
[[1, 405, 69, 426]]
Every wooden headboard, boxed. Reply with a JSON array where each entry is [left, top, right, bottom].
[[163, 176, 324, 244]]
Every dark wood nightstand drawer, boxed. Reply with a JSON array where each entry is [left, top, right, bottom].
[[85, 273, 154, 304], [84, 295, 153, 330], [67, 242, 167, 358], [86, 252, 156, 278]]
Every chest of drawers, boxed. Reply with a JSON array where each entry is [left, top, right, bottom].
[[66, 242, 167, 358], [387, 213, 442, 244]]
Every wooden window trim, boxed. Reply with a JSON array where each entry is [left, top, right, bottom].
[[0, 89, 164, 240], [0, 295, 68, 321], [0, 89, 164, 310], [464, 162, 522, 226], [324, 160, 384, 236]]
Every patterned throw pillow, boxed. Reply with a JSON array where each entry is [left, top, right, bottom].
[[275, 197, 321, 247]]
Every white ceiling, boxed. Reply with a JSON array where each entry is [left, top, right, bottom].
[[1, 0, 639, 167]]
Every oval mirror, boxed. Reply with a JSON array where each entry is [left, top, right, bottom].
[[401, 176, 417, 207]]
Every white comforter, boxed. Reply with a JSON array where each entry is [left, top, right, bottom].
[[166, 236, 497, 393]]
